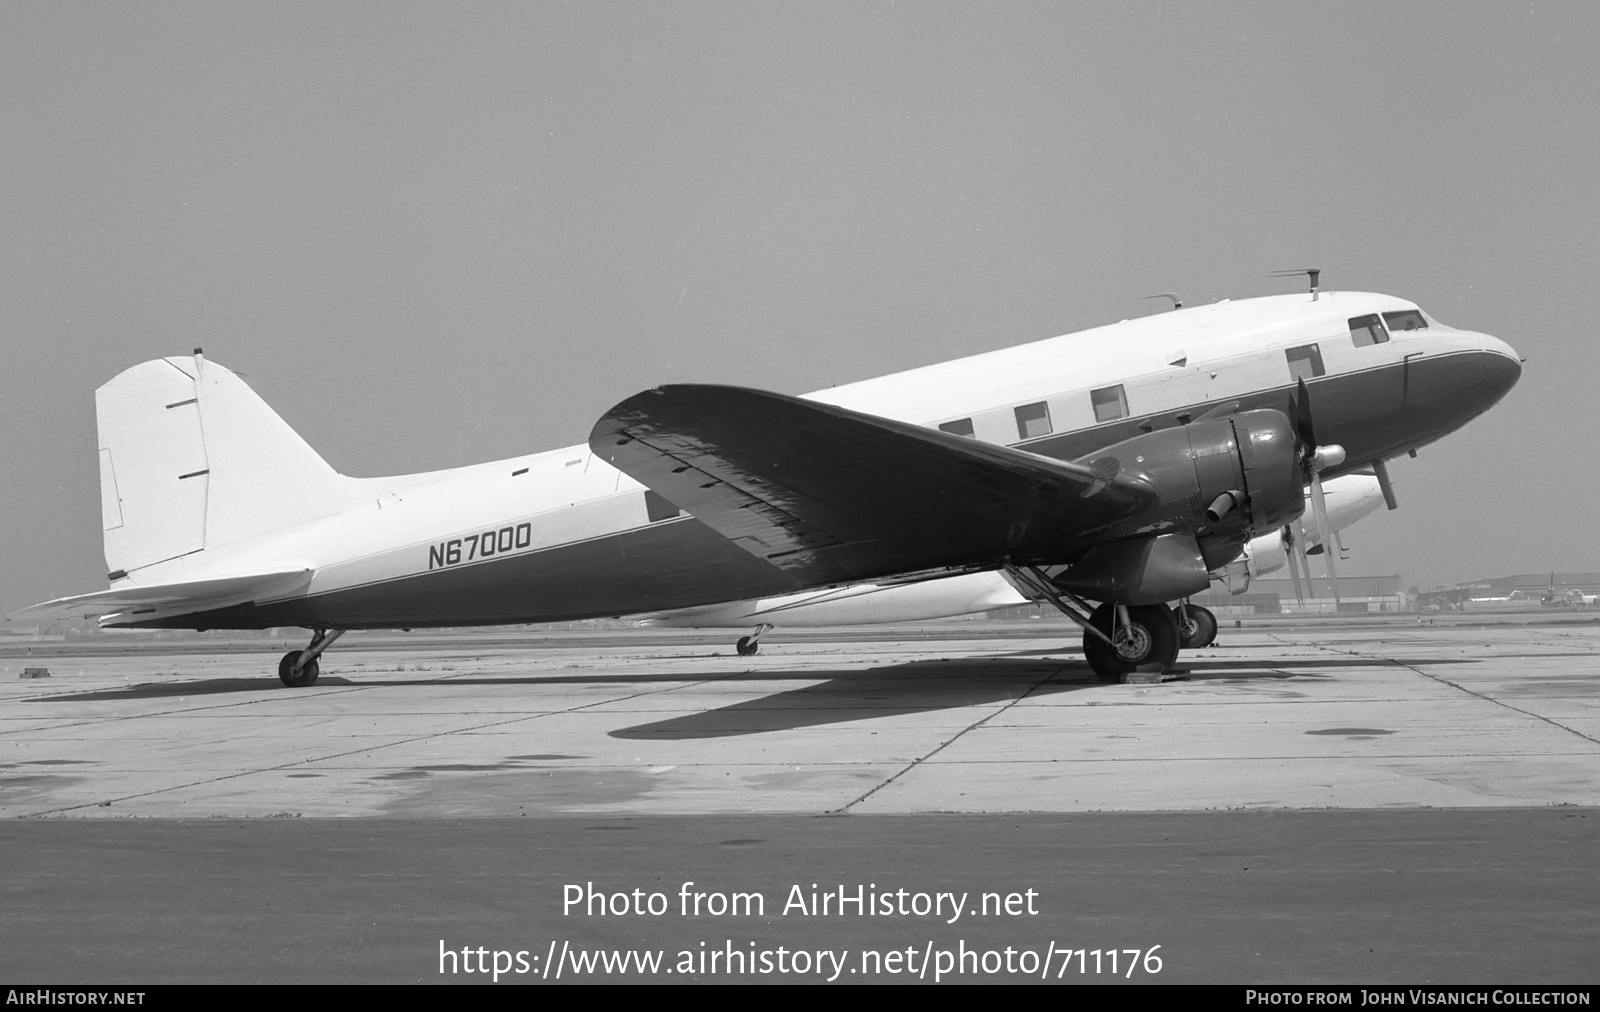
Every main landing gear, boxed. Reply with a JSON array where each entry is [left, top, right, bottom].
[[278, 628, 344, 687], [1173, 602, 1218, 650], [735, 623, 773, 657], [1081, 603, 1181, 681], [1002, 564, 1183, 681]]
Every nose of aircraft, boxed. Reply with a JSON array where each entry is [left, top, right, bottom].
[[1477, 333, 1522, 405]]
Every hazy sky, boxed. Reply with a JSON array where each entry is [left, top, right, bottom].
[[3, 2, 1596, 617]]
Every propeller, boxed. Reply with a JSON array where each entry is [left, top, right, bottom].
[[1289, 378, 1345, 606]]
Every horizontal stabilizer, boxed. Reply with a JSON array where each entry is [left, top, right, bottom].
[[9, 569, 313, 625], [590, 385, 1158, 585]]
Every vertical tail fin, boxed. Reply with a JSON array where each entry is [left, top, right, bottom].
[[97, 353, 353, 577]]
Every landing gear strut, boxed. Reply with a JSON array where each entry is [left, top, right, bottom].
[[735, 623, 773, 657], [278, 628, 344, 687], [1173, 602, 1218, 649]]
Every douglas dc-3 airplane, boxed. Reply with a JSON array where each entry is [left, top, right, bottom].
[[14, 282, 1520, 683]]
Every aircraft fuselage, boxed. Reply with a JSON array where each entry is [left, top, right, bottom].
[[109, 290, 1519, 630]]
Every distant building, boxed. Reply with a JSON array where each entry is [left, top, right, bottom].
[[1193, 574, 1403, 615]]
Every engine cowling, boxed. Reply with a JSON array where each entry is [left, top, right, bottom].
[[1048, 409, 1305, 605], [1079, 408, 1302, 540]]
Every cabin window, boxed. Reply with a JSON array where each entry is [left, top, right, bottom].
[[1090, 384, 1128, 423], [1286, 344, 1325, 381], [1348, 314, 1389, 347], [644, 489, 682, 523], [938, 418, 975, 437], [1014, 401, 1052, 440], [1383, 309, 1428, 332]]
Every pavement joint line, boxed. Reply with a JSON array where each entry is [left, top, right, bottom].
[[15, 668, 753, 818], [1271, 633, 1600, 749], [832, 660, 1075, 813]]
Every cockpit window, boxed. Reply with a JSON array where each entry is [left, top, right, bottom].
[[1383, 309, 1428, 332], [938, 418, 975, 437], [1348, 314, 1389, 347]]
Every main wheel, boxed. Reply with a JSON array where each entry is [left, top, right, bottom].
[[1173, 604, 1218, 649], [735, 636, 760, 657], [1083, 603, 1180, 680], [278, 650, 320, 687]]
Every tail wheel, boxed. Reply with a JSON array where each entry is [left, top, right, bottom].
[[1173, 605, 1219, 649], [1083, 603, 1180, 680], [278, 650, 320, 688], [735, 636, 759, 657]]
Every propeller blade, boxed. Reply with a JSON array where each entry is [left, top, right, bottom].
[[1309, 466, 1341, 606], [1284, 526, 1307, 605], [1309, 471, 1333, 558], [1296, 529, 1316, 604], [1319, 518, 1341, 604], [1293, 377, 1318, 452]]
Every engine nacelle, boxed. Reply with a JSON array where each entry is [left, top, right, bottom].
[[1077, 408, 1303, 543], [1048, 409, 1304, 605]]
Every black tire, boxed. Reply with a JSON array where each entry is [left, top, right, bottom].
[[1083, 603, 1180, 680], [1173, 605, 1219, 650], [735, 636, 759, 657], [278, 650, 320, 687]]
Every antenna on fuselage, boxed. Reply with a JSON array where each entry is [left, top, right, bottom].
[[1144, 293, 1183, 310], [1271, 268, 1322, 301]]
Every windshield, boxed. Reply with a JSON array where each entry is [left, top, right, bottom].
[[1382, 309, 1428, 332]]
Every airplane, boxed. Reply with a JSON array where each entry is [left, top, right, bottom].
[[11, 285, 1521, 684], [1538, 573, 1597, 608], [637, 470, 1389, 654]]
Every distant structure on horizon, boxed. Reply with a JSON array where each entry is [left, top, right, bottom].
[[1192, 574, 1403, 615], [1414, 572, 1600, 611]]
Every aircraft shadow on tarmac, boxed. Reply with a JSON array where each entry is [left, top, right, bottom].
[[22, 648, 1477, 705], [608, 651, 1486, 740], [610, 658, 1092, 739], [601, 652, 1459, 739]]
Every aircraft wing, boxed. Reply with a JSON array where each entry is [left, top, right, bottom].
[[9, 568, 314, 625], [590, 385, 1158, 585]]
